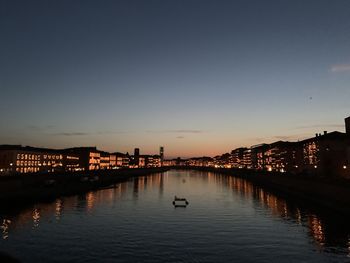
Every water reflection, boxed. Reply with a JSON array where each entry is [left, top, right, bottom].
[[1, 219, 11, 239], [208, 172, 350, 254], [309, 215, 325, 248], [55, 199, 63, 221], [32, 208, 40, 229], [0, 171, 349, 258]]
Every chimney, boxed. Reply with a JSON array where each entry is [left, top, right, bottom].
[[315, 133, 318, 138], [324, 131, 327, 135]]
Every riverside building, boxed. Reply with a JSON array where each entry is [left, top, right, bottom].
[[301, 131, 350, 177], [231, 147, 246, 168], [0, 145, 125, 175], [0, 145, 81, 174]]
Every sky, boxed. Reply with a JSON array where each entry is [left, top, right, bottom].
[[1, 0, 350, 158]]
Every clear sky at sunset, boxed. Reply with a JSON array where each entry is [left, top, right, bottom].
[[1, 0, 350, 158]]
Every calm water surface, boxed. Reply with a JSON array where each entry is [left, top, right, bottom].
[[1, 170, 350, 262]]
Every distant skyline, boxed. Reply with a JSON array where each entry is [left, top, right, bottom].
[[1, 0, 350, 158]]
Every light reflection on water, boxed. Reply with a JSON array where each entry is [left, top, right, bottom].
[[0, 170, 350, 262]]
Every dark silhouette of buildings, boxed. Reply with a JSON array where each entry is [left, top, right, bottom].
[[346, 116, 350, 135]]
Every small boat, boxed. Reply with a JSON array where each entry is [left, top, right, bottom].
[[172, 196, 189, 207]]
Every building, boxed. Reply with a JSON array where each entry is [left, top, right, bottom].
[[110, 154, 117, 168], [138, 156, 146, 168], [264, 141, 302, 173], [114, 152, 130, 168], [132, 148, 140, 167], [231, 147, 246, 168], [99, 151, 117, 170], [213, 153, 231, 168], [301, 131, 350, 177], [64, 147, 118, 171], [145, 155, 161, 167], [61, 150, 83, 172], [0, 144, 164, 175], [65, 147, 101, 171], [243, 149, 252, 169], [251, 144, 269, 170], [345, 116, 350, 135], [187, 157, 213, 167], [162, 159, 176, 166], [0, 145, 81, 174]]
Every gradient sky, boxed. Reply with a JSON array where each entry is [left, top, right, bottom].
[[1, 0, 350, 158]]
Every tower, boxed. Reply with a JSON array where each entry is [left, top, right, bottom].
[[134, 148, 140, 167], [160, 146, 164, 164]]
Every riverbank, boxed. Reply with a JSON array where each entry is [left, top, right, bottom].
[[176, 166, 350, 216], [0, 167, 168, 207]]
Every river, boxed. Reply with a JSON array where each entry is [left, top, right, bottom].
[[1, 170, 349, 262]]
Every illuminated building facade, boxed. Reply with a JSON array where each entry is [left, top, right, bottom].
[[65, 147, 119, 171], [243, 149, 252, 169], [301, 131, 350, 177], [64, 147, 100, 171], [0, 145, 81, 174], [213, 153, 231, 168], [0, 144, 163, 175], [99, 151, 117, 170], [110, 154, 117, 168], [138, 156, 146, 168], [63, 154, 81, 172], [187, 157, 213, 167], [264, 141, 302, 173], [89, 151, 100, 170], [162, 159, 176, 166], [100, 152, 110, 169], [231, 147, 246, 168], [145, 155, 161, 167], [114, 152, 130, 168], [250, 144, 268, 170]]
